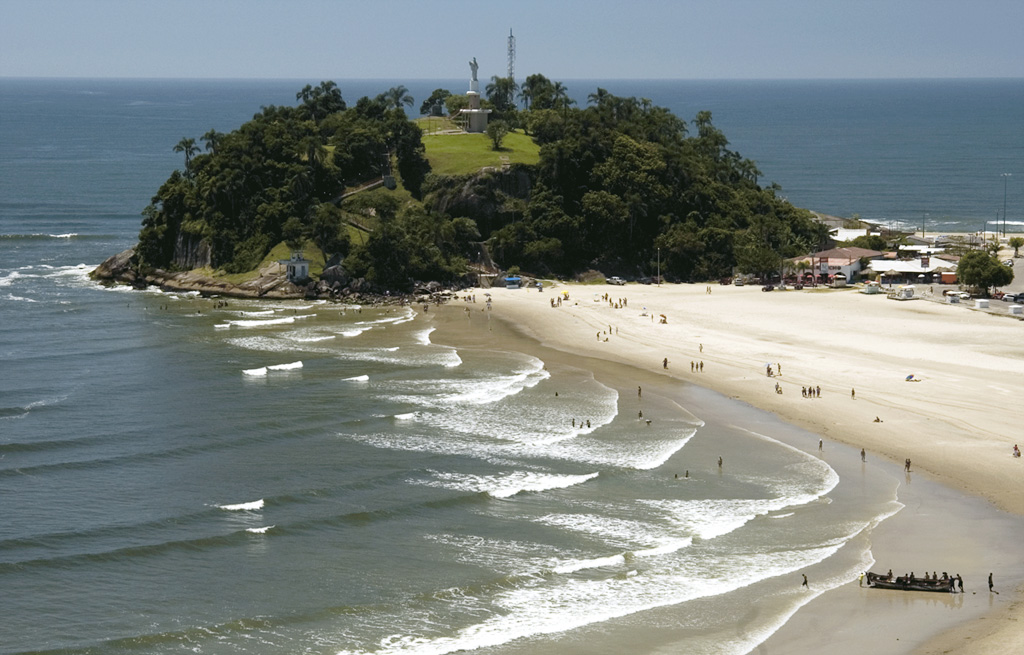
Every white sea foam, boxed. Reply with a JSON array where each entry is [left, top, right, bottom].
[[287, 334, 336, 343], [417, 470, 599, 499], [267, 361, 302, 371], [226, 317, 299, 328], [343, 375, 370, 382], [218, 499, 263, 511], [246, 525, 275, 534], [4, 294, 38, 302], [335, 539, 850, 655], [338, 327, 372, 337], [552, 553, 626, 574], [243, 367, 268, 377], [0, 271, 23, 287], [415, 327, 435, 345], [394, 412, 416, 420]]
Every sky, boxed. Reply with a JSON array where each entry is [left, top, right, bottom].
[[1, 0, 1022, 80]]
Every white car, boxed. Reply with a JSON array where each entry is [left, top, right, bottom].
[[608, 276, 626, 285], [1002, 259, 1014, 267]]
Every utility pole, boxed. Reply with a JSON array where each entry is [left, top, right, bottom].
[[1002, 173, 1012, 238]]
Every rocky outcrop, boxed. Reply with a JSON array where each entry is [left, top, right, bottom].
[[426, 166, 532, 237], [173, 232, 212, 270], [91, 248, 140, 284]]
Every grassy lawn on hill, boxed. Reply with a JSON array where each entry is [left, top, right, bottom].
[[421, 129, 540, 177]]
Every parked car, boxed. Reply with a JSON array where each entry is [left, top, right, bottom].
[[1002, 292, 1017, 302], [958, 292, 971, 300], [607, 276, 626, 285], [1014, 293, 1024, 303], [734, 278, 745, 286], [761, 284, 775, 292], [1002, 259, 1014, 267]]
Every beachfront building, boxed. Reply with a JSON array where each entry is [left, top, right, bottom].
[[281, 251, 310, 283], [866, 252, 957, 285], [790, 247, 883, 284]]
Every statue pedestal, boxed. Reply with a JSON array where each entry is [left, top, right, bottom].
[[463, 90, 490, 133]]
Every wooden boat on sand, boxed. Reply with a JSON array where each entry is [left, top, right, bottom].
[[866, 571, 955, 593]]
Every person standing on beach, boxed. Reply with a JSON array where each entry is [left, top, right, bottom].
[[638, 386, 642, 398], [699, 361, 704, 372], [663, 357, 668, 369], [818, 439, 823, 452], [851, 388, 856, 399], [801, 574, 808, 589], [956, 574, 963, 592], [861, 448, 866, 462], [989, 573, 995, 593]]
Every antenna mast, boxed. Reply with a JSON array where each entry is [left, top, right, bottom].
[[507, 29, 515, 81]]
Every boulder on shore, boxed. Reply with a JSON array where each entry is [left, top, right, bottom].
[[91, 248, 138, 283]]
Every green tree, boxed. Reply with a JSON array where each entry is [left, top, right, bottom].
[[419, 88, 451, 116], [173, 137, 200, 172], [381, 85, 414, 111], [310, 203, 350, 260], [957, 250, 1013, 294], [485, 76, 518, 114], [281, 216, 305, 251], [486, 120, 509, 150], [201, 129, 224, 154], [1009, 236, 1024, 258]]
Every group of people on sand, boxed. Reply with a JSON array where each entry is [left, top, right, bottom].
[[801, 385, 821, 398], [690, 361, 704, 372], [1014, 444, 1021, 458], [599, 293, 628, 309]]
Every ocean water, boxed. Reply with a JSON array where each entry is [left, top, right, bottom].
[[0, 78, 1011, 654]]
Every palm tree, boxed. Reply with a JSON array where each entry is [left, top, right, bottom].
[[201, 129, 224, 154], [587, 87, 611, 107], [485, 76, 518, 113], [173, 137, 200, 172], [383, 85, 413, 111], [1009, 236, 1024, 258]]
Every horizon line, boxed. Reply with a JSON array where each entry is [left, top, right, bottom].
[[2, 75, 1022, 83]]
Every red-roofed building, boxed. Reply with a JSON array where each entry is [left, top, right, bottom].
[[789, 247, 883, 284]]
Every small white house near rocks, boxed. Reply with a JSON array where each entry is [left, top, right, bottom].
[[280, 251, 310, 283]]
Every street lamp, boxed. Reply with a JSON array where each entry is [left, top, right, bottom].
[[1002, 173, 1012, 237], [657, 247, 661, 287]]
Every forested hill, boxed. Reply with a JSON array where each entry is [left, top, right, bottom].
[[133, 78, 828, 291]]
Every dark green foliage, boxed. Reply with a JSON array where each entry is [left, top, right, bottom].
[[957, 250, 1013, 292], [486, 120, 510, 150], [420, 89, 452, 116], [137, 82, 432, 275], [478, 82, 827, 280], [344, 201, 479, 291], [847, 234, 887, 251]]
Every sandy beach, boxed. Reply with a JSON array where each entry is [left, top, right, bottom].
[[458, 279, 1024, 654]]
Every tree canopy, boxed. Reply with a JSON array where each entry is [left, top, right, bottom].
[[957, 250, 1013, 293]]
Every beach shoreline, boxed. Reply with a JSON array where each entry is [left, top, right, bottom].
[[434, 281, 1024, 654]]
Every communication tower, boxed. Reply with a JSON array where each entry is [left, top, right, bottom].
[[507, 29, 515, 81]]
